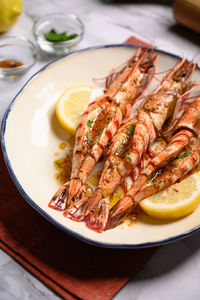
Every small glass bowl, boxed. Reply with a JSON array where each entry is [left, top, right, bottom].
[[0, 36, 37, 80], [33, 13, 84, 56]]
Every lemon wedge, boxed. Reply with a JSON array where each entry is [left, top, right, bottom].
[[0, 0, 22, 33], [56, 85, 94, 135], [139, 172, 200, 219]]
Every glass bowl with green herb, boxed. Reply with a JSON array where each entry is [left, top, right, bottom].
[[33, 13, 84, 56]]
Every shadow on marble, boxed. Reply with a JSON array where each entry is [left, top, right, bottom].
[[101, 0, 173, 5], [35, 48, 62, 64], [169, 24, 200, 48]]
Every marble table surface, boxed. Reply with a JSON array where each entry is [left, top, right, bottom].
[[0, 0, 200, 299]]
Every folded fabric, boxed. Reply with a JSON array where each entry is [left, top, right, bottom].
[[125, 36, 154, 48]]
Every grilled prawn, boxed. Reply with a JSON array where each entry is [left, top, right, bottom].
[[49, 48, 158, 211], [71, 57, 197, 232], [134, 136, 200, 203], [108, 96, 200, 229]]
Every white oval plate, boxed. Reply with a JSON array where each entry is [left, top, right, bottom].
[[1, 44, 200, 248]]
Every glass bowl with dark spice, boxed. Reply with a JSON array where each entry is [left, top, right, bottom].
[[0, 36, 37, 79], [33, 13, 84, 56]]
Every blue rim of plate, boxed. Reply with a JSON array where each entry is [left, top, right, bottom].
[[1, 43, 200, 249]]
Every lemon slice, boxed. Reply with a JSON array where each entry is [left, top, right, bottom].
[[139, 172, 200, 219], [56, 85, 94, 135]]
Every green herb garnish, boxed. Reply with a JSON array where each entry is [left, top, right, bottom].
[[55, 161, 61, 168], [167, 156, 176, 163], [106, 115, 111, 124], [127, 125, 135, 136], [147, 174, 153, 181], [99, 128, 103, 134], [86, 133, 93, 142], [147, 171, 157, 182], [178, 150, 192, 159], [125, 153, 131, 163], [87, 119, 94, 128], [44, 28, 78, 42]]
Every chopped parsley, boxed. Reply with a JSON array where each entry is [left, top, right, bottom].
[[55, 161, 61, 168], [178, 150, 192, 159], [87, 119, 94, 128], [168, 156, 175, 161], [147, 171, 157, 182], [44, 28, 78, 42], [106, 115, 111, 124], [125, 153, 131, 163], [167, 156, 176, 163], [86, 133, 93, 142], [147, 174, 153, 181], [127, 125, 135, 136], [99, 128, 103, 134]]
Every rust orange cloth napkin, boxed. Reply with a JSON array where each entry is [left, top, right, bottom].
[[125, 36, 154, 48], [0, 37, 157, 300]]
